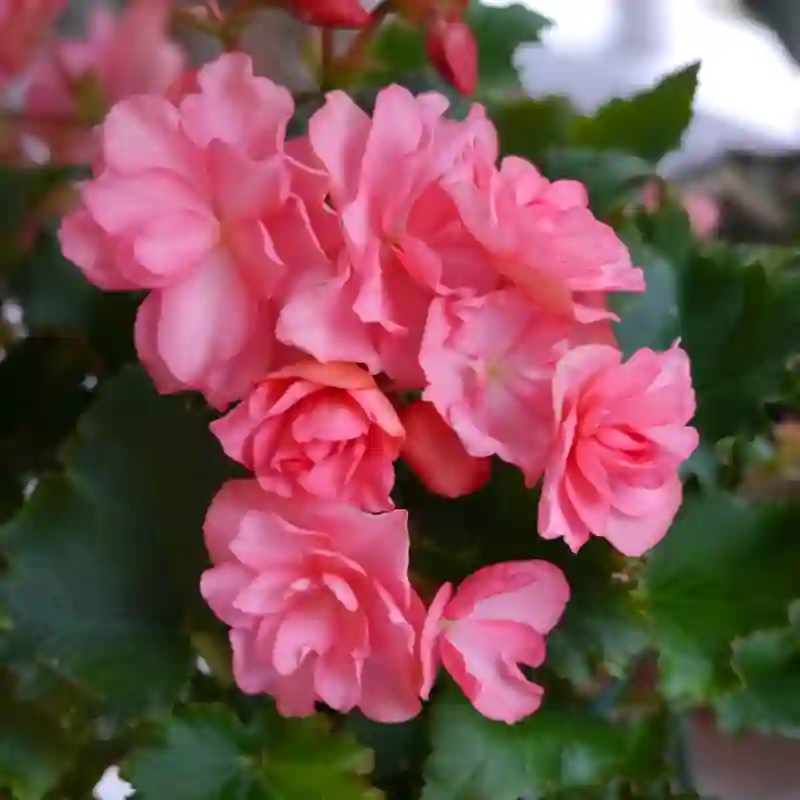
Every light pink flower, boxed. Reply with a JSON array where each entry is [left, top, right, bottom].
[[420, 561, 569, 723], [0, 0, 62, 84], [681, 191, 719, 239], [58, 53, 304, 407], [278, 85, 499, 388], [24, 0, 185, 163], [420, 287, 574, 480], [399, 399, 490, 498], [210, 361, 405, 512], [641, 181, 720, 240], [200, 479, 424, 722], [447, 156, 645, 321], [539, 342, 699, 556]]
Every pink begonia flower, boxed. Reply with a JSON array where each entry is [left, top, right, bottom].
[[24, 0, 185, 163], [641, 181, 720, 240], [399, 399, 490, 498], [420, 287, 579, 480], [680, 192, 720, 239], [211, 360, 405, 512], [278, 85, 500, 388], [0, 0, 62, 84], [200, 479, 424, 722], [420, 561, 569, 723], [539, 342, 699, 556], [59, 53, 315, 407], [447, 156, 645, 322]]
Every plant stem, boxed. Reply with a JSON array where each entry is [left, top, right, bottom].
[[672, 712, 696, 792], [320, 28, 335, 90], [341, 0, 393, 67]]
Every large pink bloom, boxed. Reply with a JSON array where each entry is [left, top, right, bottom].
[[24, 0, 185, 163], [539, 342, 699, 556], [278, 85, 499, 388], [447, 156, 645, 321], [211, 361, 404, 512], [59, 53, 304, 407], [420, 287, 574, 480], [200, 480, 424, 722], [420, 561, 569, 723], [0, 0, 62, 84]]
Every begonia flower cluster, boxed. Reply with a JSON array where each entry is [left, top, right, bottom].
[[59, 53, 699, 725]]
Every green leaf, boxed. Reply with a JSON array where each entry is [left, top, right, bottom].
[[345, 711, 428, 794], [10, 232, 100, 335], [0, 166, 85, 246], [681, 250, 800, 442], [490, 105, 655, 216], [715, 622, 800, 737], [0, 335, 96, 469], [611, 211, 800, 443], [612, 224, 681, 358], [422, 686, 662, 799], [125, 704, 379, 799], [0, 367, 231, 727], [367, 18, 428, 84], [0, 673, 76, 799], [571, 63, 700, 162], [679, 441, 719, 490], [542, 149, 653, 218], [547, 540, 649, 686], [490, 96, 576, 162], [637, 203, 695, 268], [640, 491, 800, 704], [466, 2, 551, 94]]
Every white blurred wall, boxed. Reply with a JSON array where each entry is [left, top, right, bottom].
[[510, 0, 800, 175]]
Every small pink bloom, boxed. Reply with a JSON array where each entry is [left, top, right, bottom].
[[0, 0, 62, 84], [539, 342, 699, 556], [426, 17, 478, 96], [420, 561, 569, 723], [681, 191, 719, 239], [210, 361, 405, 512], [59, 53, 301, 407], [447, 156, 645, 321], [642, 182, 719, 239], [399, 399, 490, 498], [289, 0, 369, 27], [201, 480, 424, 722], [24, 0, 185, 162], [279, 86, 499, 388], [420, 287, 573, 479]]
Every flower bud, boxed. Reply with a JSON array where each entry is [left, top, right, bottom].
[[400, 399, 490, 498], [290, 0, 369, 28], [425, 17, 477, 95]]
